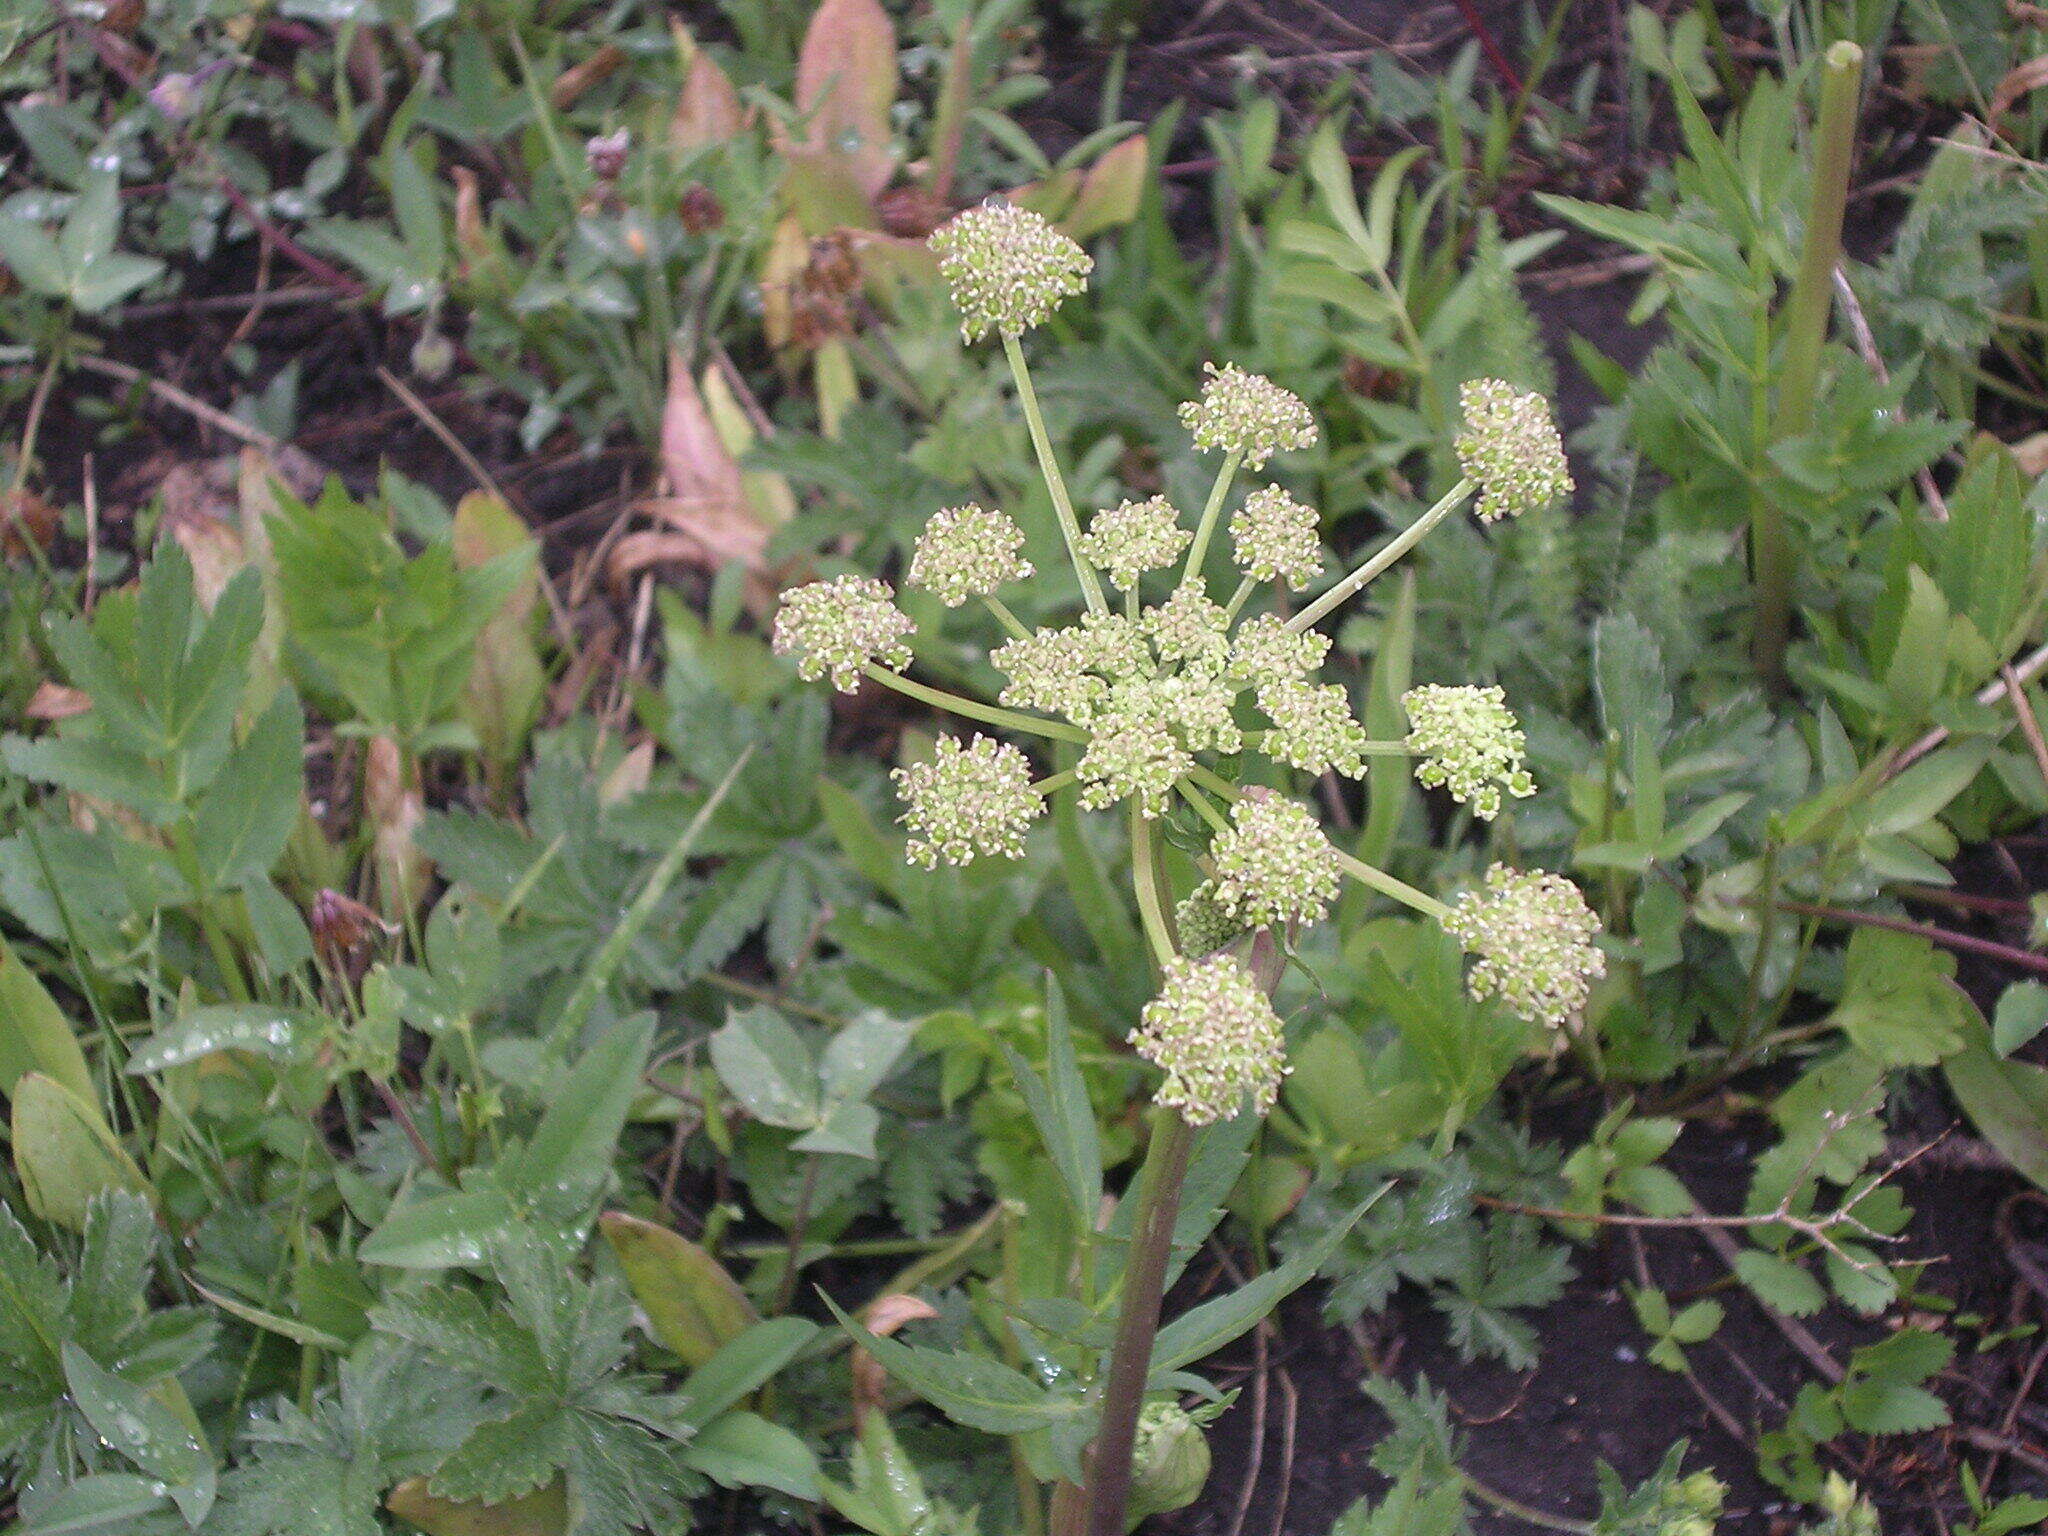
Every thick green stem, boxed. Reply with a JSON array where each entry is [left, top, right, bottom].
[[864, 665, 1087, 742], [1333, 847, 1452, 921], [1286, 478, 1475, 635], [1178, 448, 1244, 587], [1756, 40, 1862, 693], [984, 595, 1032, 641], [1128, 803, 1177, 968], [1002, 333, 1109, 615], [1082, 1107, 1195, 1536]]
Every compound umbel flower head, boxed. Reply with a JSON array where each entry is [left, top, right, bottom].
[[892, 734, 1043, 868], [1442, 864, 1606, 1029], [907, 503, 1034, 607], [1208, 791, 1341, 930], [771, 576, 915, 692], [1403, 683, 1535, 821], [1454, 378, 1573, 523], [1230, 484, 1325, 588], [1079, 496, 1191, 591], [1131, 953, 1289, 1125], [1178, 363, 1317, 471], [929, 199, 1092, 342]]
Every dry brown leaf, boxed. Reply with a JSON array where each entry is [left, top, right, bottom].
[[1992, 53, 2048, 127], [787, 0, 897, 200], [366, 735, 428, 921], [550, 43, 625, 110], [670, 24, 746, 151], [851, 1293, 939, 1427], [638, 350, 768, 573], [599, 740, 655, 805], [2012, 431, 2048, 478], [25, 682, 91, 721]]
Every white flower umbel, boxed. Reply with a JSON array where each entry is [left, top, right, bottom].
[[929, 199, 1092, 342], [1078, 710, 1191, 818], [1442, 864, 1606, 1028], [1454, 378, 1573, 523], [991, 625, 1104, 721], [1230, 485, 1324, 588], [1178, 364, 1317, 471], [1228, 614, 1329, 683], [771, 576, 915, 692], [1209, 791, 1341, 930], [893, 734, 1043, 868], [1256, 678, 1368, 778], [1130, 953, 1289, 1125], [1403, 683, 1535, 820], [908, 503, 1034, 607], [1079, 496, 1192, 591], [1142, 585, 1231, 668]]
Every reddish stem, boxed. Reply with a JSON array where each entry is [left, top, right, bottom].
[[1452, 0, 1525, 96], [1765, 899, 2048, 978], [216, 176, 367, 298]]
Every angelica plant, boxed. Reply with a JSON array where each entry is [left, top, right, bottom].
[[773, 197, 1604, 1536]]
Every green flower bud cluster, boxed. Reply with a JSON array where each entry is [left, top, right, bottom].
[[1129, 953, 1289, 1125], [1454, 378, 1573, 522], [1079, 496, 1191, 591], [770, 575, 914, 692], [908, 503, 1033, 607], [1403, 683, 1535, 820], [929, 198, 1092, 342], [1208, 792, 1340, 930], [1126, 1401, 1212, 1524], [1443, 864, 1607, 1028], [892, 734, 1043, 868], [1230, 485, 1324, 588], [1179, 362, 1317, 470]]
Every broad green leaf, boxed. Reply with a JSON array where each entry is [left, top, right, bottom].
[[822, 1295, 1077, 1435], [192, 690, 305, 889], [126, 1004, 314, 1074], [669, 1316, 818, 1425], [708, 1006, 820, 1129], [505, 1013, 653, 1206], [792, 1098, 880, 1157], [61, 1342, 215, 1524], [1945, 1013, 2048, 1192], [818, 1013, 914, 1104], [1827, 929, 1967, 1067], [0, 934, 94, 1104], [359, 1187, 517, 1268], [1860, 739, 1993, 836], [599, 1212, 757, 1369], [1731, 1249, 1825, 1317], [1993, 981, 2048, 1056], [681, 1411, 820, 1500], [10, 1474, 170, 1534], [11, 1073, 149, 1229]]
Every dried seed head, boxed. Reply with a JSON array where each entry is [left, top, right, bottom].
[[1442, 864, 1606, 1028], [1230, 485, 1324, 588], [1142, 584, 1231, 668], [1079, 496, 1191, 591], [1174, 882, 1245, 957], [1178, 363, 1317, 470], [1454, 378, 1572, 522], [892, 734, 1043, 868], [1402, 683, 1534, 820], [929, 199, 1092, 342], [771, 575, 915, 691], [1077, 712, 1191, 818], [1130, 954, 1289, 1126], [992, 625, 1104, 721], [1209, 792, 1341, 930], [907, 503, 1034, 607], [1256, 679, 1368, 778], [1228, 615, 1329, 683]]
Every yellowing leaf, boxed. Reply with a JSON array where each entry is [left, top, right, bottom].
[[790, 0, 897, 200], [600, 1212, 758, 1369], [12, 1071, 151, 1229], [386, 1476, 568, 1536]]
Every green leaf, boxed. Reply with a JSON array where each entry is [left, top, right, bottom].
[[11, 1073, 149, 1229], [11, 1474, 171, 1534], [599, 1212, 757, 1370], [1003, 980, 1102, 1226], [359, 1188, 518, 1269], [1992, 981, 2048, 1056], [384, 1475, 568, 1536], [821, 1294, 1077, 1435], [1947, 1011, 2048, 1192], [505, 1014, 653, 1209], [669, 1316, 818, 1425], [1828, 928, 1968, 1067], [192, 691, 305, 889], [708, 1007, 820, 1130], [126, 1005, 314, 1074], [791, 1099, 880, 1158], [681, 1411, 820, 1500], [1732, 1249, 1825, 1317], [1150, 1186, 1386, 1375], [0, 933, 95, 1105], [61, 1341, 215, 1524], [1860, 739, 1993, 836]]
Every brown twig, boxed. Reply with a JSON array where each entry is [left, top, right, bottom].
[[1833, 267, 1950, 520], [1754, 898, 2048, 979], [216, 175, 366, 298], [2005, 662, 2048, 799], [71, 354, 286, 453], [1889, 638, 2048, 775]]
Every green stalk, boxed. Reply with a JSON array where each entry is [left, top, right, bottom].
[[984, 595, 1032, 641], [1178, 448, 1244, 587], [1332, 847, 1452, 922], [1128, 803, 1177, 969], [1081, 1106, 1194, 1536], [1002, 333, 1109, 616], [1286, 478, 1475, 635], [864, 666, 1087, 742], [1756, 40, 1863, 693]]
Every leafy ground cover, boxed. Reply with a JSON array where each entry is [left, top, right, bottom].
[[9, 1, 2048, 1533]]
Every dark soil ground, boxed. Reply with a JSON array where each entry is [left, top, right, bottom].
[[16, 0, 2048, 1531]]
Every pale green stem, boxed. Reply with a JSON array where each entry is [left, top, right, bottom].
[[1285, 478, 1475, 635], [1002, 332, 1109, 615], [1222, 576, 1257, 624], [1187, 763, 1241, 803], [1128, 802, 1178, 968], [1124, 585, 1139, 621], [1175, 777, 1232, 835], [983, 595, 1031, 641], [1033, 768, 1078, 796], [1245, 732, 1411, 758], [863, 665, 1087, 742], [1333, 847, 1452, 921], [1178, 447, 1245, 586]]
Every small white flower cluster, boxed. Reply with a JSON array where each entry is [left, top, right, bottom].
[[770, 575, 914, 692], [767, 202, 1601, 1128], [1079, 496, 1192, 591], [892, 735, 1042, 868], [1179, 363, 1318, 470], [908, 503, 1034, 607], [1454, 378, 1573, 523], [1129, 954, 1289, 1125], [928, 197, 1092, 342], [1442, 864, 1607, 1029], [1403, 683, 1535, 820]]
